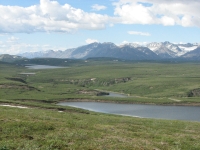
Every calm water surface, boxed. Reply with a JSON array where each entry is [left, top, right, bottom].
[[19, 73, 36, 75], [58, 102, 200, 122], [25, 65, 66, 69], [104, 92, 128, 98]]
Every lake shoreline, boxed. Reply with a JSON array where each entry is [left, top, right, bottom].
[[57, 98, 200, 106], [58, 101, 200, 122]]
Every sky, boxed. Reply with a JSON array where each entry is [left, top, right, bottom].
[[0, 0, 200, 54]]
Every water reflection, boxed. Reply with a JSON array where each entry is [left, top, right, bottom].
[[58, 102, 200, 122], [19, 73, 36, 75], [25, 65, 66, 69], [104, 92, 128, 98]]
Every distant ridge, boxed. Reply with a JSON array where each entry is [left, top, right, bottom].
[[0, 54, 25, 63], [16, 41, 200, 61], [182, 47, 200, 60]]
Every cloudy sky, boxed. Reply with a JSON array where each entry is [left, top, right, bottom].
[[0, 0, 200, 54]]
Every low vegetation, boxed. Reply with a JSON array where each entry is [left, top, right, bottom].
[[1, 59, 200, 104], [1, 105, 200, 150], [0, 59, 200, 149]]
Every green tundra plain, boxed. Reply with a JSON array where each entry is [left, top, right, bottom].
[[0, 58, 200, 149]]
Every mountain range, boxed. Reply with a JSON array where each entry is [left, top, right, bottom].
[[1, 41, 200, 61], [0, 54, 25, 63]]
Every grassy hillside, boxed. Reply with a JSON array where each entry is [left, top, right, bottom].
[[0, 106, 200, 150], [0, 60, 200, 105], [0, 59, 200, 149]]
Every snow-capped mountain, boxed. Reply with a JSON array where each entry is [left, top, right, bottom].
[[18, 41, 200, 60], [20, 49, 75, 59], [20, 50, 53, 58], [19, 42, 159, 60], [146, 41, 194, 58], [71, 42, 159, 60], [181, 47, 200, 60], [177, 43, 199, 56], [119, 43, 140, 48]]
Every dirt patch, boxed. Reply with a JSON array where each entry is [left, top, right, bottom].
[[0, 104, 29, 109], [168, 98, 181, 102]]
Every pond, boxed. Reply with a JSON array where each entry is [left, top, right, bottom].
[[25, 65, 66, 69], [19, 73, 36, 75], [58, 102, 200, 122], [103, 92, 128, 98]]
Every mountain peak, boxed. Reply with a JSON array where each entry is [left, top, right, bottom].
[[16, 41, 200, 60], [119, 43, 140, 48], [163, 41, 171, 45]]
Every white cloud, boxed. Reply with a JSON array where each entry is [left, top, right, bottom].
[[0, 33, 9, 36], [121, 40, 129, 44], [0, 0, 110, 33], [113, 0, 200, 27], [0, 36, 66, 55], [128, 31, 151, 36], [114, 2, 154, 24], [7, 36, 19, 43], [92, 4, 107, 11], [0, 0, 199, 35], [109, 23, 114, 27], [161, 16, 175, 26], [118, 41, 149, 46], [85, 38, 99, 44]]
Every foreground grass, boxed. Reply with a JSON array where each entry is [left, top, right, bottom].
[[0, 106, 200, 150], [1, 60, 200, 149]]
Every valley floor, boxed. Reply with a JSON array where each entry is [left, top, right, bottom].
[[0, 60, 200, 149]]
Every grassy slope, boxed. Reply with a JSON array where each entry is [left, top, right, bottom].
[[0, 106, 200, 150], [0, 60, 200, 149], [0, 61, 200, 104]]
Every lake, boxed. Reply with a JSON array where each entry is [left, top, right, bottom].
[[25, 65, 66, 69], [19, 73, 36, 75], [58, 102, 200, 122], [104, 92, 128, 98]]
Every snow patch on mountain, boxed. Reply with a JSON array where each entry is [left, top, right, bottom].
[[17, 41, 200, 60], [147, 42, 162, 51], [119, 43, 140, 48], [146, 41, 199, 57]]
